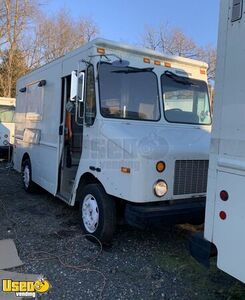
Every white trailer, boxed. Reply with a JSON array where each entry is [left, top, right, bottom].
[[14, 39, 211, 243], [0, 97, 15, 156], [190, 0, 245, 283]]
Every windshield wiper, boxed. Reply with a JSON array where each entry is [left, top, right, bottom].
[[112, 67, 154, 74], [164, 70, 193, 85]]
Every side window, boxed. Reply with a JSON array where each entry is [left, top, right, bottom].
[[0, 105, 15, 123], [231, 0, 243, 22], [85, 65, 96, 125], [25, 82, 44, 121]]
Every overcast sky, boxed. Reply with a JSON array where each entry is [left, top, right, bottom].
[[45, 0, 220, 47]]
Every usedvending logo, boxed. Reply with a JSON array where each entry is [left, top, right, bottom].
[[2, 276, 51, 298]]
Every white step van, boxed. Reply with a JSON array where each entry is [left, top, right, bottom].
[[0, 97, 15, 157], [14, 39, 211, 243], [190, 0, 245, 283]]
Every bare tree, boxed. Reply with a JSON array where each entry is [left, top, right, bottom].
[[143, 24, 199, 58], [165, 29, 199, 58], [34, 8, 99, 64], [143, 25, 161, 51], [78, 18, 99, 42], [142, 24, 217, 82], [197, 45, 216, 82], [0, 3, 99, 96], [0, 0, 38, 97], [0, 48, 28, 97]]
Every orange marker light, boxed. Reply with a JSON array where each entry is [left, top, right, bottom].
[[154, 60, 161, 66], [143, 57, 150, 64], [97, 48, 105, 54], [121, 167, 131, 174], [200, 69, 206, 75], [156, 161, 166, 173], [164, 62, 172, 68]]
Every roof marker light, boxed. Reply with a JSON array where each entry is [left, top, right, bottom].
[[143, 57, 150, 64], [121, 167, 131, 174], [164, 62, 172, 68], [154, 60, 161, 66], [97, 47, 105, 54]]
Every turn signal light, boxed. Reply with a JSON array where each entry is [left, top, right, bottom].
[[156, 161, 166, 173]]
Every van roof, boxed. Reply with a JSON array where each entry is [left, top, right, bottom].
[[18, 38, 208, 82], [93, 38, 208, 69]]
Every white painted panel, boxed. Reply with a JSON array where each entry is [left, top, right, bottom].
[[213, 171, 245, 283]]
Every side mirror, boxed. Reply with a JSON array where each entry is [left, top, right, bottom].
[[70, 71, 78, 101]]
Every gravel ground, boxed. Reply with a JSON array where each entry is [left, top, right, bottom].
[[0, 162, 245, 300]]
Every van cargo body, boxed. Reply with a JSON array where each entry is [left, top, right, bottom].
[[190, 0, 245, 283], [204, 0, 245, 283]]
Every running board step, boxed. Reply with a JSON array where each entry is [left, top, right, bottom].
[[56, 192, 71, 205]]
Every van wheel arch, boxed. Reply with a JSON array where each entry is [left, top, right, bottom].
[[75, 172, 103, 202], [74, 172, 125, 221], [21, 153, 30, 166]]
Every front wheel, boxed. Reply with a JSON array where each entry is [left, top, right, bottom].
[[79, 184, 116, 244]]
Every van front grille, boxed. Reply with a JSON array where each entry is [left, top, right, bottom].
[[174, 160, 209, 195]]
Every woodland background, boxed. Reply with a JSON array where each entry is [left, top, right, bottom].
[[0, 0, 216, 98]]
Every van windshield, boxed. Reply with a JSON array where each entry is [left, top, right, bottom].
[[99, 63, 160, 121], [161, 72, 211, 125], [0, 105, 15, 123]]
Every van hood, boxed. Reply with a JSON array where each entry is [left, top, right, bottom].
[[99, 120, 211, 160]]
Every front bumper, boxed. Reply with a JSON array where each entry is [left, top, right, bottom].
[[125, 197, 205, 228]]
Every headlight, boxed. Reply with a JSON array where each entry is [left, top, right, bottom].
[[154, 180, 168, 197]]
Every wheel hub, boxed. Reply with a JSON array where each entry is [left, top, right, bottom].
[[82, 194, 99, 233], [23, 165, 30, 188]]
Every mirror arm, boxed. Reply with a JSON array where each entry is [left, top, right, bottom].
[[78, 72, 85, 103], [75, 101, 83, 127]]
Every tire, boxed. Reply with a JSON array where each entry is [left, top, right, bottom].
[[21, 159, 37, 193], [79, 183, 116, 245]]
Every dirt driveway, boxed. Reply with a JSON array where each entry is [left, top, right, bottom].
[[0, 162, 244, 300]]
